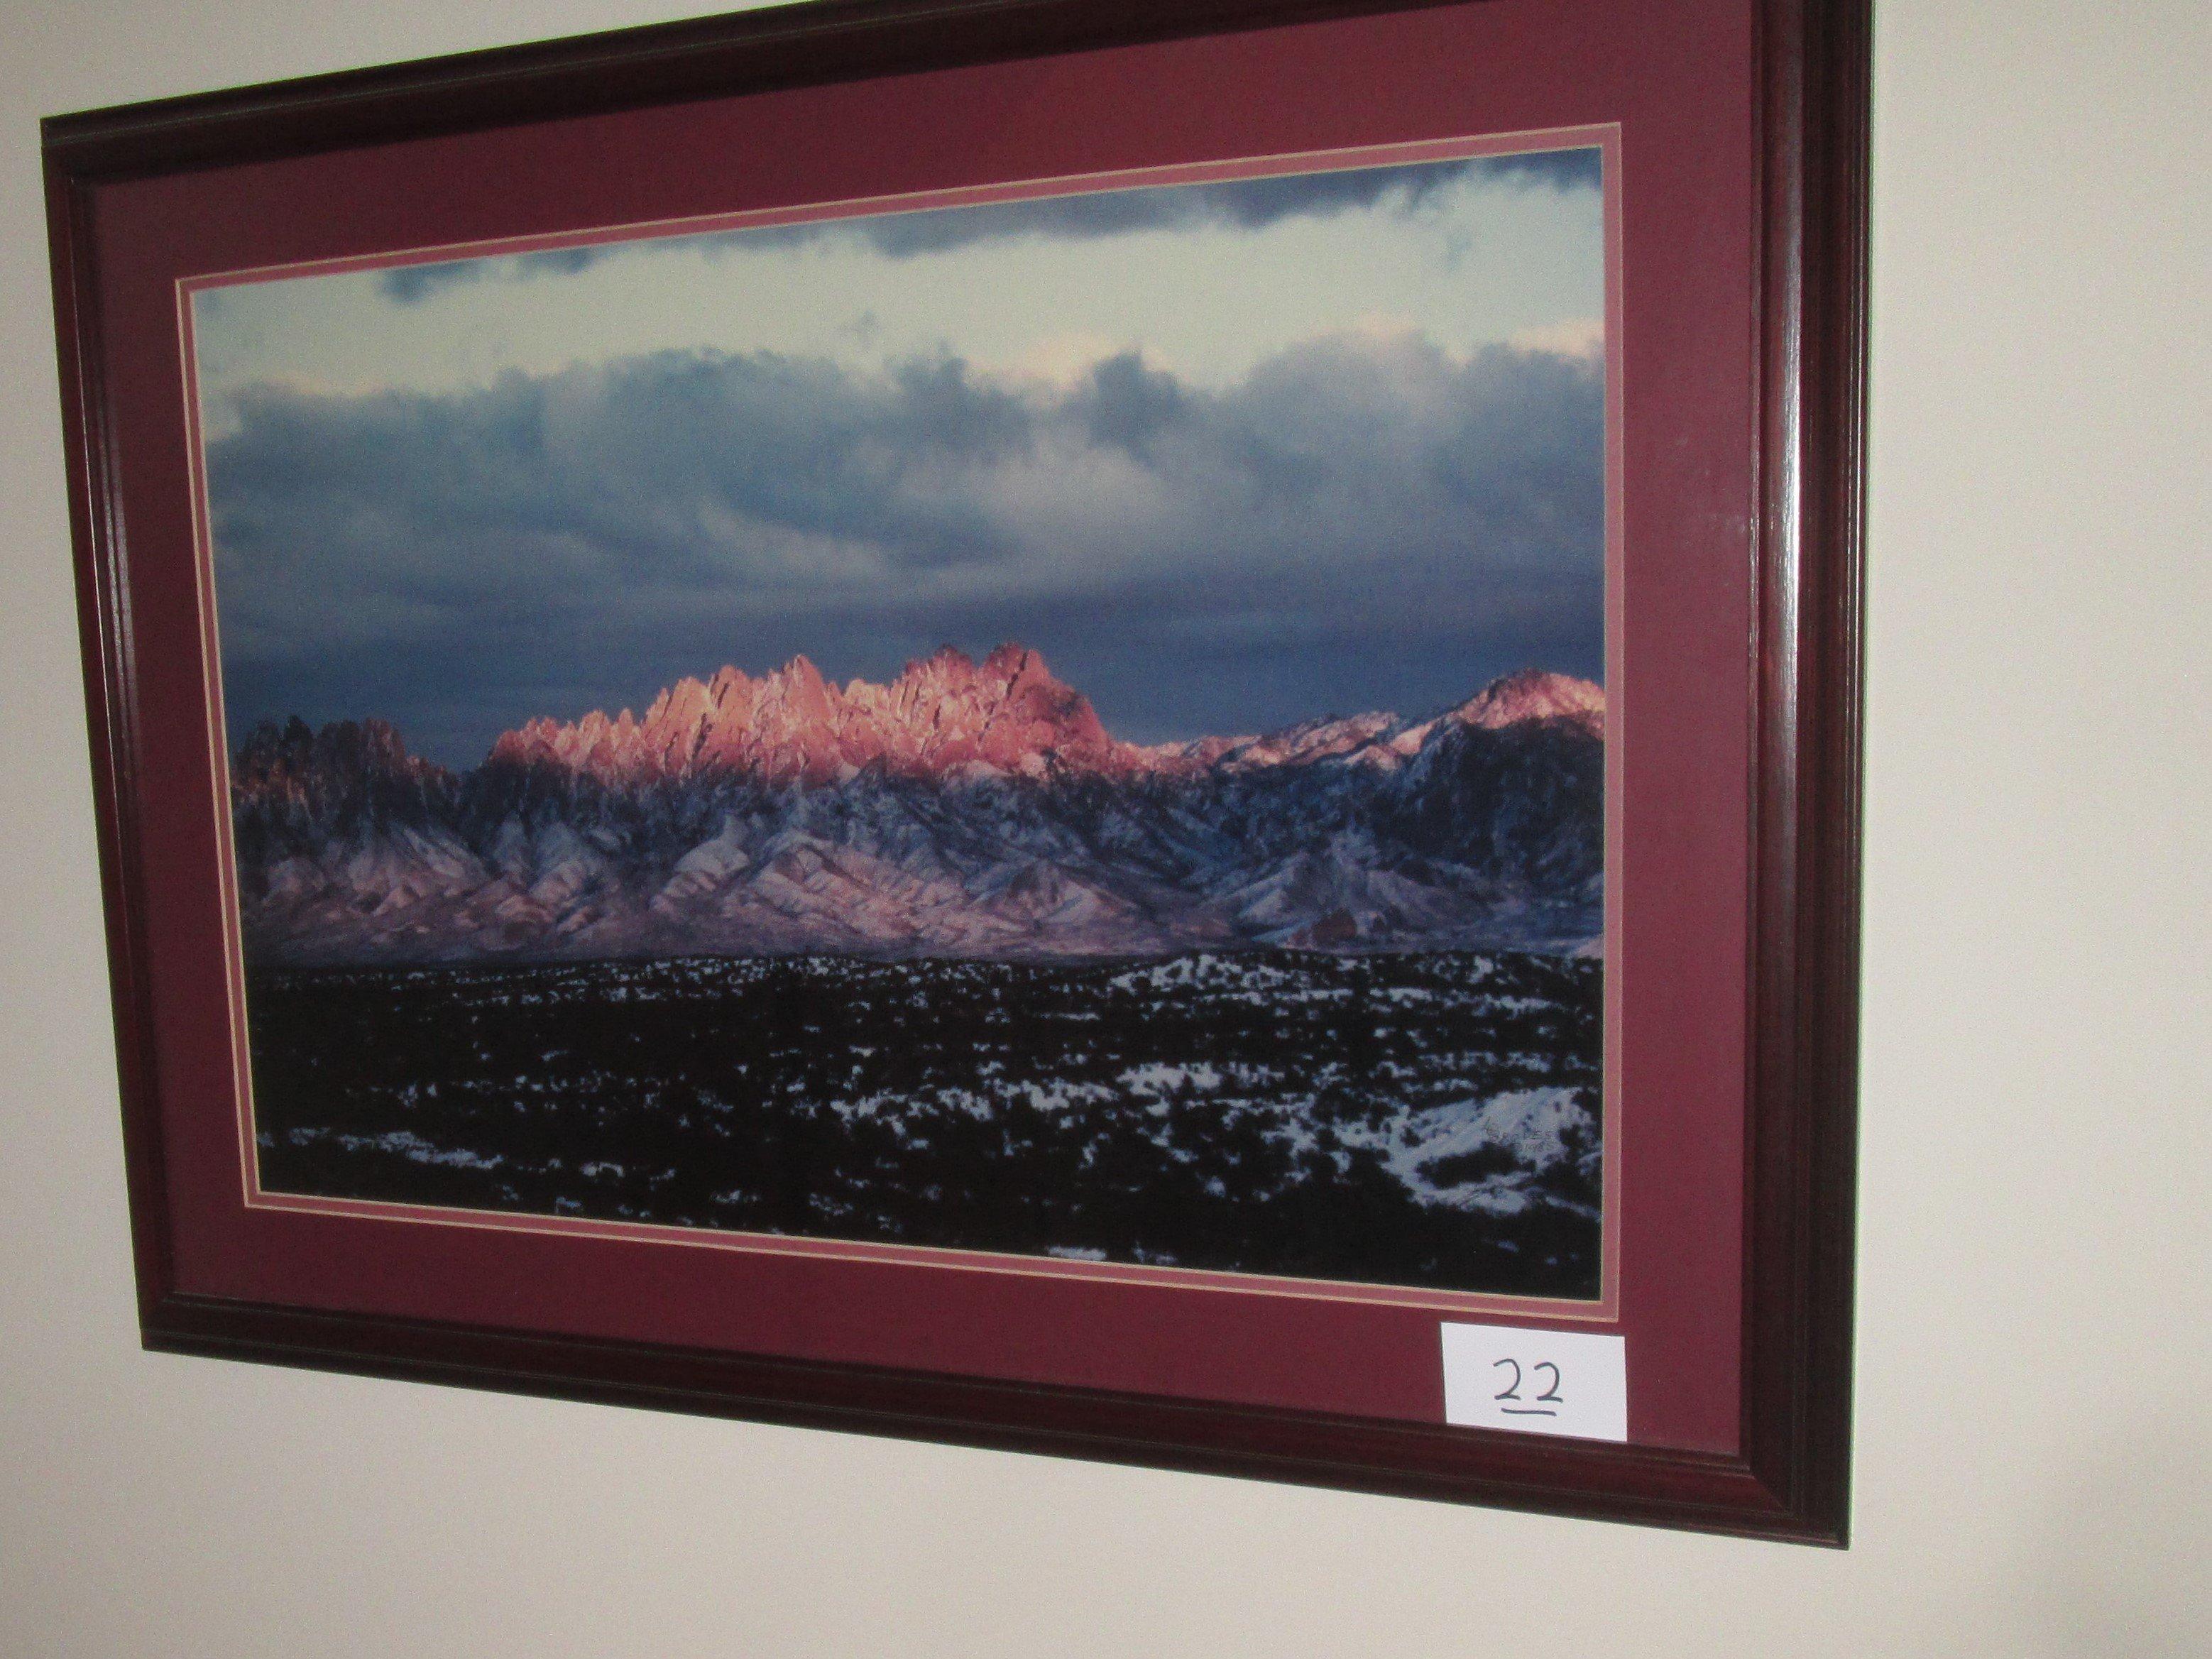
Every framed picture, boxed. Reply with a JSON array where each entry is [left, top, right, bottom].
[[43, 0, 1868, 1540]]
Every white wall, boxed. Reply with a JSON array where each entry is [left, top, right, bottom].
[[3, 1, 2206, 1652]]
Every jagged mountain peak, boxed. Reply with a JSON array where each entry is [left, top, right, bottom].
[[888, 641, 1071, 702], [229, 658, 1606, 964], [248, 659, 1605, 799], [1450, 669, 1604, 735], [234, 713, 449, 794], [486, 641, 1127, 786]]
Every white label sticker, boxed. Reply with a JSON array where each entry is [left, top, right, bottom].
[[1440, 1322, 1628, 1441]]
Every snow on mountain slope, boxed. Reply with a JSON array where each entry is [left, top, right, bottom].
[[229, 650, 1604, 963]]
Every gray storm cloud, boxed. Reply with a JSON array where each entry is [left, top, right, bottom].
[[209, 329, 1604, 763]]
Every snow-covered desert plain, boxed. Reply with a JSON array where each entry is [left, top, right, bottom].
[[235, 650, 1606, 1296], [250, 948, 1602, 1296]]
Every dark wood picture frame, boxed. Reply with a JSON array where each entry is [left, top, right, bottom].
[[43, 0, 1868, 1543]]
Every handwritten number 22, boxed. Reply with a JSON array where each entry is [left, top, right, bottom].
[[1491, 1357, 1565, 1417]]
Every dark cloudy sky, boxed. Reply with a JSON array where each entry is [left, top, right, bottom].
[[194, 147, 1607, 767]]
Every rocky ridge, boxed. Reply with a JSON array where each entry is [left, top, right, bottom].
[[231, 649, 1604, 963]]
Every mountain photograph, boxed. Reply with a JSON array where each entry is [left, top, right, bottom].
[[195, 140, 1613, 1297]]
